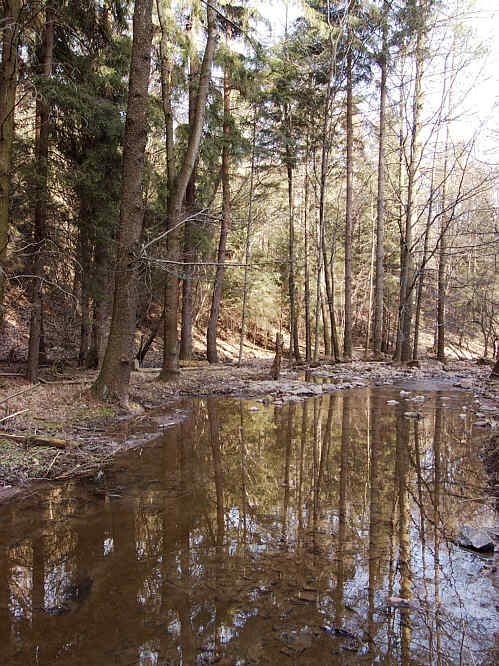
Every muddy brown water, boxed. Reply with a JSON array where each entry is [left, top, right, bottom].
[[0, 385, 497, 665]]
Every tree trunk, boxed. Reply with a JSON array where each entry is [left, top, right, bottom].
[[92, 0, 154, 406], [286, 152, 300, 362], [207, 28, 231, 364], [238, 105, 257, 366], [180, 27, 200, 362], [160, 2, 217, 379], [303, 132, 311, 362], [27, 1, 55, 383], [87, 228, 109, 369], [78, 216, 91, 366], [437, 54, 453, 362], [413, 153, 436, 359], [373, 4, 387, 357], [343, 25, 353, 361], [320, 290, 331, 357], [318, 78, 337, 362], [396, 5, 426, 363], [0, 0, 22, 325]]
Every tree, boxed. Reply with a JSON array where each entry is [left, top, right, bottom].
[[373, 0, 389, 357], [0, 0, 23, 326], [207, 12, 233, 364], [92, 0, 154, 406], [26, 0, 56, 382], [343, 1, 354, 361], [159, 0, 217, 379]]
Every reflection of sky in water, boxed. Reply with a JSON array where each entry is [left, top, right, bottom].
[[0, 386, 497, 664]]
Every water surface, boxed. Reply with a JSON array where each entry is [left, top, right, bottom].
[[0, 385, 497, 664]]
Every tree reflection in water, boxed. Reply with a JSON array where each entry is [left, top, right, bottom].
[[0, 386, 496, 664]]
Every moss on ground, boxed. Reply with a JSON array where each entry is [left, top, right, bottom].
[[0, 439, 64, 484]]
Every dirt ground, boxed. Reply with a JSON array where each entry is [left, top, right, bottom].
[[1, 355, 498, 503]]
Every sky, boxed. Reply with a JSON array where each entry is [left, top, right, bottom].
[[253, 0, 498, 152]]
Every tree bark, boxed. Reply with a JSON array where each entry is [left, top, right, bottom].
[[238, 105, 257, 366], [160, 1, 217, 379], [437, 53, 453, 362], [207, 26, 231, 363], [303, 131, 311, 362], [343, 19, 354, 361], [0, 0, 22, 325], [180, 13, 199, 362], [78, 213, 91, 366], [285, 146, 300, 362], [373, 3, 387, 357], [27, 1, 55, 382], [413, 153, 436, 359], [395, 5, 426, 362], [92, 0, 153, 406]]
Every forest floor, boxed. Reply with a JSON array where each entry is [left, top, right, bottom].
[[0, 353, 498, 504]]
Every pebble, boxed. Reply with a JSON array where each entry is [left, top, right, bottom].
[[404, 411, 423, 419]]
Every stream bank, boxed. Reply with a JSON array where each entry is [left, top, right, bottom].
[[0, 358, 498, 501]]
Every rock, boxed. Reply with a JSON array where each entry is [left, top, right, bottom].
[[404, 411, 423, 419], [457, 526, 495, 552], [400, 390, 412, 397], [473, 421, 491, 428], [411, 395, 426, 402], [386, 400, 399, 405], [387, 596, 417, 611]]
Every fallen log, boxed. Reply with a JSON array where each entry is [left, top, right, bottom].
[[0, 432, 79, 449]]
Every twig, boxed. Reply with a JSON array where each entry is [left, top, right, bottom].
[[0, 408, 29, 423], [0, 383, 40, 405], [46, 450, 63, 475]]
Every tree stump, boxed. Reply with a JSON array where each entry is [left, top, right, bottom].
[[270, 334, 283, 380]]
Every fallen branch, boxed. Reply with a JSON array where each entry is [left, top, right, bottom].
[[39, 378, 94, 385], [0, 383, 40, 405], [0, 408, 29, 423], [0, 432, 78, 449]]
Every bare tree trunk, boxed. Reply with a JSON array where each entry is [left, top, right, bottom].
[[92, 0, 153, 406], [0, 0, 22, 325], [343, 27, 353, 361], [365, 199, 375, 357], [303, 132, 311, 362], [207, 27, 231, 364], [160, 1, 217, 378], [413, 155, 436, 359], [27, 1, 55, 382], [270, 333, 283, 380], [318, 100, 337, 362], [238, 105, 257, 366], [78, 215, 91, 366], [373, 4, 387, 356], [180, 26, 200, 362], [396, 6, 426, 363], [286, 152, 300, 362], [437, 54, 453, 362], [320, 290, 331, 357], [87, 221, 110, 370]]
